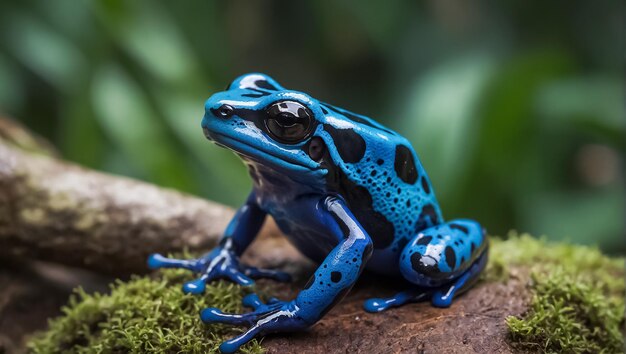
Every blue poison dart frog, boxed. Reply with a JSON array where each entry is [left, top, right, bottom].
[[148, 73, 488, 353]]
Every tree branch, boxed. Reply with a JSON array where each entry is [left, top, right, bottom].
[[0, 117, 235, 274]]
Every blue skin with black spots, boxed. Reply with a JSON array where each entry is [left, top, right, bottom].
[[148, 73, 489, 353]]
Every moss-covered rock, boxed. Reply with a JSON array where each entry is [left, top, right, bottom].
[[27, 268, 264, 353], [28, 234, 624, 353], [507, 271, 623, 353], [495, 233, 624, 353]]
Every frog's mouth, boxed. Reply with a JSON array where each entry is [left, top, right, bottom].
[[205, 129, 323, 172]]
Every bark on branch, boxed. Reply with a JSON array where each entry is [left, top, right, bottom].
[[0, 117, 235, 274]]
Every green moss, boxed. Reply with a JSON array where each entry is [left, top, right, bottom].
[[491, 232, 624, 353], [28, 268, 264, 354], [507, 271, 624, 353]]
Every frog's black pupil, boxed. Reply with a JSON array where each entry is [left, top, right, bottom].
[[276, 113, 298, 126], [265, 101, 313, 144], [217, 104, 234, 118]]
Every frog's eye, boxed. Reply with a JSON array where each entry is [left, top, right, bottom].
[[265, 101, 313, 144], [215, 104, 235, 118]]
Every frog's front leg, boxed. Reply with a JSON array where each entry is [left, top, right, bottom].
[[147, 192, 290, 294], [201, 196, 373, 353]]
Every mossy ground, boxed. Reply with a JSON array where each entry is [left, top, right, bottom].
[[27, 267, 265, 354], [28, 234, 624, 353], [489, 232, 624, 353]]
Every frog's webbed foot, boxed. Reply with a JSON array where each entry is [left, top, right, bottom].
[[201, 293, 309, 353], [147, 252, 291, 295]]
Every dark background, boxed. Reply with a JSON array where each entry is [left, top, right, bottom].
[[0, 0, 623, 252]]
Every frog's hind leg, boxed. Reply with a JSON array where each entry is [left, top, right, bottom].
[[363, 219, 488, 313], [402, 219, 488, 307]]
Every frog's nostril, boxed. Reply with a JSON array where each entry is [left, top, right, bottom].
[[308, 137, 326, 162], [214, 104, 234, 119]]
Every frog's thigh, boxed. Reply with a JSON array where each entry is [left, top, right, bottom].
[[399, 219, 487, 287]]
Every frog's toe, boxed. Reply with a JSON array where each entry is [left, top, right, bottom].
[[363, 298, 389, 313], [202, 295, 290, 325], [431, 279, 463, 308], [219, 326, 263, 354], [205, 299, 309, 353], [224, 268, 255, 286], [244, 266, 292, 282], [241, 294, 284, 312], [242, 293, 264, 310], [146, 253, 204, 272], [182, 277, 207, 294], [363, 290, 430, 313], [147, 253, 165, 269], [201, 298, 286, 326], [200, 307, 257, 326]]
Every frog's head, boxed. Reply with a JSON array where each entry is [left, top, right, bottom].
[[202, 73, 329, 181]]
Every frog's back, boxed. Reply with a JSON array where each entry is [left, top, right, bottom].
[[318, 103, 443, 274]]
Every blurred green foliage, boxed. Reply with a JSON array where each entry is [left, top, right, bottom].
[[0, 1, 623, 252]]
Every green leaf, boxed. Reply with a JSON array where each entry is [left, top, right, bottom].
[[536, 76, 623, 129], [520, 189, 625, 252], [94, 0, 200, 85], [535, 76, 624, 148], [402, 53, 496, 200], [91, 63, 194, 190], [2, 10, 86, 91], [0, 53, 24, 112]]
